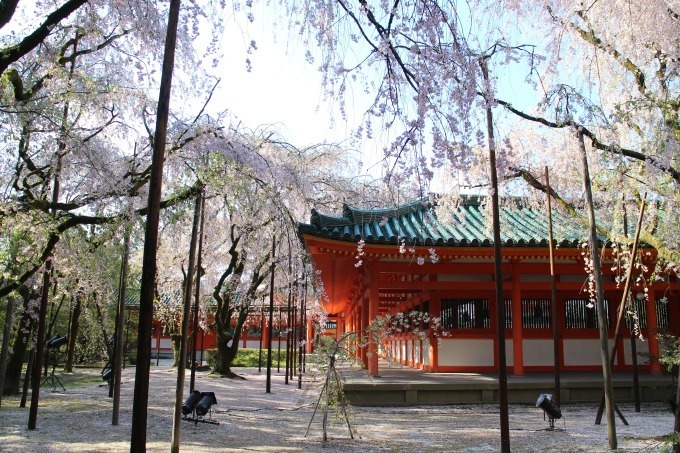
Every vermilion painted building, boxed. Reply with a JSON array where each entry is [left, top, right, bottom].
[[298, 196, 679, 377]]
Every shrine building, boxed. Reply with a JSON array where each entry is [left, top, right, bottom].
[[298, 196, 679, 377]]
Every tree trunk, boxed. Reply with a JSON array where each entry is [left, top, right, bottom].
[[64, 294, 81, 372], [215, 341, 238, 376], [0, 293, 17, 406], [93, 295, 112, 359], [131, 0, 181, 448], [673, 363, 679, 453], [170, 333, 182, 367], [3, 286, 33, 396], [214, 310, 247, 376]]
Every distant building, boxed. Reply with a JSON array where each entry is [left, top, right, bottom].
[[298, 196, 679, 376]]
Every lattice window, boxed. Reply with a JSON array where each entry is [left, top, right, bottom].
[[247, 325, 262, 337], [564, 299, 610, 329], [422, 301, 430, 330], [522, 299, 552, 329], [441, 298, 490, 329], [504, 299, 512, 329]]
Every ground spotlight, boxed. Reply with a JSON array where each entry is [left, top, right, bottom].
[[47, 336, 68, 349], [182, 391, 219, 425], [536, 394, 562, 429], [101, 365, 113, 382], [182, 390, 202, 415], [196, 392, 217, 416]]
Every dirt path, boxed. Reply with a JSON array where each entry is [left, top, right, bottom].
[[0, 363, 674, 452]]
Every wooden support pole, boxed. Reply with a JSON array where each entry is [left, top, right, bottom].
[[577, 128, 617, 449], [266, 236, 276, 394], [595, 193, 645, 425], [131, 0, 180, 449], [190, 188, 205, 393], [170, 186, 202, 453], [112, 227, 130, 425], [481, 58, 510, 453], [545, 167, 561, 405]]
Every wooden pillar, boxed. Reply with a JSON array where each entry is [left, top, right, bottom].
[[429, 293, 441, 372], [645, 289, 661, 374], [261, 313, 270, 349], [306, 318, 313, 353], [360, 297, 368, 367], [511, 263, 524, 376]]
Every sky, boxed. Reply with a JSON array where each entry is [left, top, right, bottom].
[[211, 14, 376, 152], [206, 5, 542, 188]]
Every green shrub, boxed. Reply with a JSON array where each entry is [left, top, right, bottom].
[[127, 350, 137, 365], [204, 347, 285, 369], [205, 349, 217, 369]]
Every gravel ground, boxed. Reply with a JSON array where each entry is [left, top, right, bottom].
[[0, 362, 675, 452]]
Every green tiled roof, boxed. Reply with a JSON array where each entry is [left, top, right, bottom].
[[299, 196, 600, 247]]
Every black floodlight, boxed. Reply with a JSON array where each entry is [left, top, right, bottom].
[[101, 365, 113, 382], [195, 392, 217, 417], [47, 336, 68, 349], [536, 393, 562, 429], [182, 390, 202, 416]]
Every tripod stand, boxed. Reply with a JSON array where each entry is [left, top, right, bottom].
[[42, 336, 67, 392], [305, 353, 355, 445]]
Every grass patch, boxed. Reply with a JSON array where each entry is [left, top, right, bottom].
[[232, 348, 287, 368], [204, 347, 288, 368], [24, 368, 105, 391]]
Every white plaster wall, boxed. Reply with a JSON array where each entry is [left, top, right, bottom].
[[424, 343, 431, 366], [563, 339, 615, 366], [245, 340, 260, 348], [623, 338, 650, 365], [505, 339, 513, 366], [400, 341, 406, 362], [414, 341, 421, 364], [438, 338, 495, 366], [522, 339, 555, 366]]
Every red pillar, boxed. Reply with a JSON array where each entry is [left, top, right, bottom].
[[360, 296, 369, 367], [261, 317, 269, 349], [511, 263, 524, 376], [368, 271, 379, 376], [429, 293, 441, 372], [306, 318, 313, 353]]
